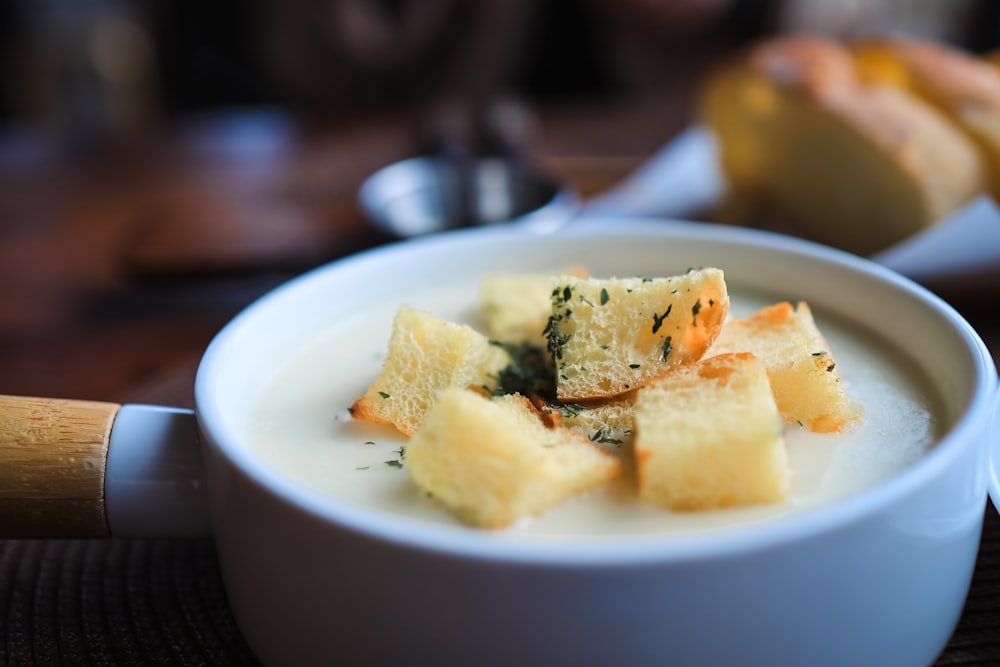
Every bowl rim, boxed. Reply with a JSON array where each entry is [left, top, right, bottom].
[[195, 219, 998, 566]]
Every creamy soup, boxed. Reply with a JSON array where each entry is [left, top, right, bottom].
[[242, 281, 939, 537]]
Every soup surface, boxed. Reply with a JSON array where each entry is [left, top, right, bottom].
[[242, 281, 939, 537]]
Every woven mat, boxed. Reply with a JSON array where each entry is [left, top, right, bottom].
[[0, 538, 258, 665], [2, 509, 998, 665]]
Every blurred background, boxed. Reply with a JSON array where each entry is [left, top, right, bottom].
[[2, 5, 1000, 664], [0, 0, 996, 143], [1, 0, 999, 399]]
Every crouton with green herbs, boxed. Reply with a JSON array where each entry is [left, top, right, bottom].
[[546, 269, 729, 401]]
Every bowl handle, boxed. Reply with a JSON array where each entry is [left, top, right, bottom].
[[0, 396, 210, 538]]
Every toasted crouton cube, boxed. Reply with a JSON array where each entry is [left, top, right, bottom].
[[350, 305, 509, 436], [547, 269, 729, 401], [540, 393, 637, 450], [635, 352, 789, 511], [480, 268, 587, 345], [406, 389, 621, 528], [709, 301, 862, 432]]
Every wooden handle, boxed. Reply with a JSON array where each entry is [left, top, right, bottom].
[[0, 395, 120, 537]]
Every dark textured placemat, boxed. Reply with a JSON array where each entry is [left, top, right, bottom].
[[1, 507, 998, 665], [938, 505, 1000, 665], [0, 538, 259, 666]]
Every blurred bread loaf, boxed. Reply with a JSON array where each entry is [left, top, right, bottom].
[[406, 389, 622, 528], [547, 269, 729, 401], [350, 305, 509, 435], [852, 36, 1000, 201], [700, 34, 986, 255], [709, 301, 861, 433], [634, 352, 789, 511]]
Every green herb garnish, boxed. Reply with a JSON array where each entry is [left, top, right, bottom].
[[385, 446, 406, 469], [691, 299, 702, 326], [661, 336, 673, 362], [553, 403, 586, 418], [651, 305, 672, 334], [589, 427, 624, 446], [489, 340, 556, 399]]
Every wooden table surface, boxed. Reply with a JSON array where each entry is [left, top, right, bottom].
[[1, 96, 999, 665]]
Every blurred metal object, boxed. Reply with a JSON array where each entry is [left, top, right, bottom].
[[359, 154, 573, 237], [360, 95, 576, 237]]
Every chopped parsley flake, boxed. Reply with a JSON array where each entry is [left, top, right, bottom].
[[600, 288, 610, 305], [589, 427, 623, 445], [661, 336, 673, 362], [489, 340, 556, 399], [651, 305, 672, 334], [378, 391, 391, 399], [385, 446, 406, 468], [546, 304, 572, 363], [553, 403, 586, 418]]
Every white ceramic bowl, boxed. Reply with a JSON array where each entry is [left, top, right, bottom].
[[194, 220, 997, 667]]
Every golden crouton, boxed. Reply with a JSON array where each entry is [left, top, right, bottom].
[[546, 269, 729, 401], [406, 389, 621, 528], [480, 267, 588, 345], [709, 301, 862, 432], [350, 305, 509, 436], [538, 393, 637, 450], [634, 352, 789, 511]]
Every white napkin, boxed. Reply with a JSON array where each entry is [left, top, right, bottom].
[[580, 127, 722, 220], [872, 196, 1000, 286], [583, 127, 1000, 288]]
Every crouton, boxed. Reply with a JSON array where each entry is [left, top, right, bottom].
[[634, 352, 789, 511], [709, 301, 861, 432], [547, 269, 729, 401], [480, 267, 588, 345], [406, 389, 621, 528], [350, 305, 509, 435]]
